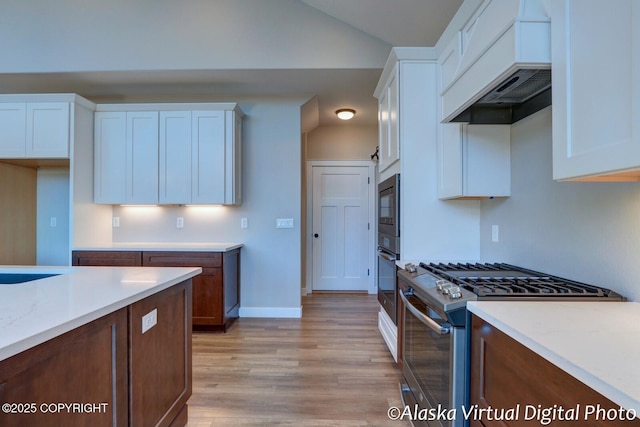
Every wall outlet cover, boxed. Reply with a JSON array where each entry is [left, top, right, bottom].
[[141, 308, 158, 334]]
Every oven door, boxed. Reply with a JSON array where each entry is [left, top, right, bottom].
[[399, 289, 465, 427], [377, 248, 397, 324]]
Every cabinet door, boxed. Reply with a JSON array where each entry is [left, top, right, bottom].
[[94, 112, 127, 203], [378, 88, 390, 171], [192, 270, 223, 325], [552, 0, 640, 180], [126, 112, 158, 204], [191, 110, 226, 204], [438, 123, 464, 198], [0, 103, 26, 157], [159, 111, 192, 204], [26, 102, 70, 158]]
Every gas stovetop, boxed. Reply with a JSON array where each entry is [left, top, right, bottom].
[[418, 262, 625, 301]]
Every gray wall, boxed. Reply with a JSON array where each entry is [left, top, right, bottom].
[[480, 107, 640, 301], [111, 98, 305, 315]]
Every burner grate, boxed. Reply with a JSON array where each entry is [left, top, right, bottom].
[[419, 262, 615, 299]]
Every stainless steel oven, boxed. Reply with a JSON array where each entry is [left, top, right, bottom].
[[398, 270, 469, 427], [377, 174, 400, 324]]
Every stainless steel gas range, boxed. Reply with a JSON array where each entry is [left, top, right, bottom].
[[397, 262, 625, 427]]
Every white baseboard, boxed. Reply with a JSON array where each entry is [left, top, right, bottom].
[[239, 306, 303, 318], [378, 306, 398, 362]]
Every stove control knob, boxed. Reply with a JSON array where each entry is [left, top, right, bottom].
[[449, 287, 462, 299], [441, 283, 453, 295], [435, 280, 448, 292]]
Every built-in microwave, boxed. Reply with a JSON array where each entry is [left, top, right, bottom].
[[378, 174, 400, 252]]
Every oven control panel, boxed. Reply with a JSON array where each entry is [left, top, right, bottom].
[[398, 267, 477, 313]]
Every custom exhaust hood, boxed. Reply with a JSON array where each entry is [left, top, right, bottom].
[[441, 0, 551, 125]]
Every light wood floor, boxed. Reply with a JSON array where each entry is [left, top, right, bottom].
[[187, 293, 408, 426]]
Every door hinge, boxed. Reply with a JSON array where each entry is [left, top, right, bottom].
[[368, 177, 370, 184], [368, 269, 370, 276], [368, 223, 370, 230]]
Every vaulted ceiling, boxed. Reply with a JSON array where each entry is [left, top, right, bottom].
[[0, 0, 463, 126]]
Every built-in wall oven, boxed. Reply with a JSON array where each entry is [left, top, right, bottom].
[[377, 174, 400, 324]]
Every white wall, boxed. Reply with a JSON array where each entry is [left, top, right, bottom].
[[480, 107, 640, 301], [306, 125, 378, 160], [0, 0, 389, 73], [109, 98, 306, 315], [36, 169, 69, 265]]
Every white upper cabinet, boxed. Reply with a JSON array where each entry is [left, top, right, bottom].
[[94, 111, 159, 204], [95, 103, 243, 205], [552, 0, 640, 181], [0, 101, 70, 158], [377, 67, 399, 173], [438, 124, 511, 199]]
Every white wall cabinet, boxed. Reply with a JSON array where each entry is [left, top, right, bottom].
[[96, 103, 242, 205], [94, 111, 159, 204], [552, 0, 640, 181], [437, 124, 511, 199], [0, 102, 70, 158], [377, 67, 399, 173]]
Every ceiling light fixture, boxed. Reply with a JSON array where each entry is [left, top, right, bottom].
[[335, 108, 356, 120]]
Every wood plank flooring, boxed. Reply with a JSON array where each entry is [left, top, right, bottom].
[[187, 293, 408, 426]]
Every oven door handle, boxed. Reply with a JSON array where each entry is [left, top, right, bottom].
[[377, 250, 396, 262], [399, 290, 451, 335]]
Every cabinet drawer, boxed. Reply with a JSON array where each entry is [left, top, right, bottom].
[[141, 251, 222, 267], [72, 250, 142, 266]]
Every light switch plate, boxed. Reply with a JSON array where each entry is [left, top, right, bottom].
[[276, 218, 294, 229], [112, 217, 120, 228], [142, 308, 158, 334], [50, 217, 57, 227]]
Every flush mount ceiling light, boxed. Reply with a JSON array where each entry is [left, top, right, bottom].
[[335, 108, 356, 120]]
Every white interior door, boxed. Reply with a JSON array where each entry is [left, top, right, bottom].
[[312, 165, 370, 291]]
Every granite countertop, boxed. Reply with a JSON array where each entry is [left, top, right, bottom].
[[73, 242, 243, 252], [0, 265, 201, 361], [467, 301, 640, 414]]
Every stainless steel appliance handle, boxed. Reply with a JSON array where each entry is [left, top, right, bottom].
[[399, 290, 451, 335], [377, 250, 396, 262]]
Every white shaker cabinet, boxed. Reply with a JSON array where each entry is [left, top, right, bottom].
[[377, 68, 399, 173], [437, 124, 511, 199], [94, 111, 159, 204], [0, 102, 70, 158], [552, 0, 640, 181], [96, 103, 242, 205]]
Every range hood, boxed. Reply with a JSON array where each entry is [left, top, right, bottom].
[[441, 0, 551, 125]]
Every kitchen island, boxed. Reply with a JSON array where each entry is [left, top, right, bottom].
[[468, 301, 640, 426], [0, 265, 201, 427]]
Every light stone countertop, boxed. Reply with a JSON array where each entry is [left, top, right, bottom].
[[467, 301, 640, 414], [73, 242, 243, 252], [0, 265, 201, 361]]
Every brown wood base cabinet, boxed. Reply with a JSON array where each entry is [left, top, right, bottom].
[[470, 314, 640, 427], [72, 249, 240, 332], [0, 279, 192, 427]]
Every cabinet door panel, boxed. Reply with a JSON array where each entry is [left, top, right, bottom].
[[26, 102, 69, 158], [192, 111, 226, 204], [0, 103, 26, 157], [72, 250, 142, 266], [192, 272, 223, 325], [142, 251, 221, 268], [126, 112, 159, 204], [159, 111, 192, 204], [94, 112, 127, 203], [552, 0, 640, 180]]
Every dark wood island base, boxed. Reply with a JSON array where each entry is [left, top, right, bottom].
[[0, 279, 192, 427]]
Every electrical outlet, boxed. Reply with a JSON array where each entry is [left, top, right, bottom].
[[176, 217, 184, 228], [50, 217, 57, 227], [241, 218, 248, 229], [112, 217, 120, 228], [141, 308, 157, 334], [492, 225, 499, 242]]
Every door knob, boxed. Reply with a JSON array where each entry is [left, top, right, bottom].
[[314, 233, 319, 238]]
